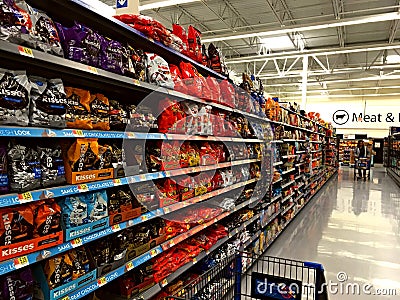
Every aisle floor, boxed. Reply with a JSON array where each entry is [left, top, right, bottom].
[[266, 167, 400, 299]]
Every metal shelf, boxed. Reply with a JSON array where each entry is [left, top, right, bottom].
[[281, 180, 296, 189], [281, 168, 296, 175]]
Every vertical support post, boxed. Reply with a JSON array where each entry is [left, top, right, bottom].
[[301, 55, 308, 109], [115, 0, 139, 15]]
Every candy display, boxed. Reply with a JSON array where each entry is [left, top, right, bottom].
[[59, 190, 108, 228]]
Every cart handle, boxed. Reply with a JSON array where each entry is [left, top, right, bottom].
[[304, 261, 325, 271]]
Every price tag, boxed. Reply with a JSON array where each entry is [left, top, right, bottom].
[[13, 256, 29, 269], [133, 79, 140, 85], [161, 278, 168, 287], [71, 238, 82, 248], [18, 192, 33, 202], [141, 214, 148, 222], [113, 178, 122, 186], [163, 207, 170, 214], [192, 258, 197, 264], [60, 296, 70, 300], [111, 224, 121, 232], [126, 132, 136, 139], [169, 240, 175, 247], [97, 277, 107, 287], [77, 184, 89, 193], [72, 129, 84, 137], [87, 66, 98, 74], [126, 261, 134, 271], [139, 174, 147, 181], [150, 249, 158, 257], [18, 46, 34, 58]]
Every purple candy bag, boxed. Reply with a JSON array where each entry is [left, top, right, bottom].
[[1, 268, 35, 300], [100, 37, 124, 74], [55, 22, 102, 67]]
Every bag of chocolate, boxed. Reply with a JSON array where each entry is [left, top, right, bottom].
[[90, 93, 110, 131], [30, 199, 61, 237], [65, 87, 92, 129], [0, 69, 31, 126], [66, 138, 99, 173], [0, 142, 8, 194], [0, 205, 34, 245], [7, 139, 41, 192], [37, 143, 65, 187], [59, 195, 89, 228], [0, 267, 35, 300], [29, 76, 67, 128], [44, 254, 73, 289]]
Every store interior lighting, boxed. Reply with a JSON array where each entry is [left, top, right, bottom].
[[260, 36, 295, 50]]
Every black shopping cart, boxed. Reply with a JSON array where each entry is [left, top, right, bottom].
[[168, 252, 328, 300], [353, 158, 371, 181]]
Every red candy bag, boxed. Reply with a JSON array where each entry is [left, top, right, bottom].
[[180, 62, 202, 98], [188, 25, 202, 62], [169, 64, 188, 94], [172, 24, 189, 56], [206, 76, 221, 103], [219, 80, 236, 108]]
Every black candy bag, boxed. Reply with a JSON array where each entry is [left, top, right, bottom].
[[37, 143, 66, 187], [0, 68, 31, 126], [7, 139, 41, 192], [29, 76, 67, 128]]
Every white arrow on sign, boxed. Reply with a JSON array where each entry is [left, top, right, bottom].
[[118, 0, 127, 6]]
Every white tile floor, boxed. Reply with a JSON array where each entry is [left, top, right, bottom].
[[266, 167, 400, 299]]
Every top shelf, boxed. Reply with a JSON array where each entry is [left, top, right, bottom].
[[27, 0, 226, 80]]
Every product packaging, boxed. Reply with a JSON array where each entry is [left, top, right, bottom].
[[65, 87, 92, 129], [0, 69, 31, 126], [90, 93, 110, 130], [145, 53, 174, 89]]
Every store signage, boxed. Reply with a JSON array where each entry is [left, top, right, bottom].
[[116, 0, 128, 8], [250, 272, 302, 299], [332, 110, 400, 126]]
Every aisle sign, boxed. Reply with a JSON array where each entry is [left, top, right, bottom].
[[116, 0, 128, 8]]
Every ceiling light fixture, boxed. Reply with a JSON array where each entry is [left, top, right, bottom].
[[260, 36, 295, 50], [203, 12, 400, 43], [139, 0, 200, 11]]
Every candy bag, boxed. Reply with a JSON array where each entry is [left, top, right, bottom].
[[188, 25, 202, 62], [31, 199, 61, 236], [90, 93, 110, 130], [0, 205, 34, 245], [0, 68, 31, 126], [0, 142, 8, 194], [44, 254, 73, 289], [37, 143, 65, 187], [59, 195, 89, 228], [146, 53, 174, 89], [65, 87, 92, 129], [29, 76, 67, 128], [100, 37, 124, 74], [169, 64, 188, 94], [66, 138, 99, 172]]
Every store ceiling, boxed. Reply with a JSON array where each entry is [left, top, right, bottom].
[[101, 0, 400, 102]]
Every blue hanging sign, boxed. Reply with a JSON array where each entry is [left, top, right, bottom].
[[116, 0, 128, 8]]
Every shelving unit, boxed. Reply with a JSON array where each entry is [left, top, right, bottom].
[[0, 2, 339, 300]]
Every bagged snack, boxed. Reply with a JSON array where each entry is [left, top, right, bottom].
[[109, 99, 128, 131], [66, 138, 99, 172], [169, 64, 187, 94], [0, 268, 35, 300], [179, 62, 203, 98], [124, 45, 145, 80], [0, 0, 33, 46], [86, 190, 108, 221], [59, 195, 89, 228], [107, 188, 134, 214], [187, 25, 202, 62], [68, 248, 90, 280], [0, 205, 34, 245], [90, 93, 110, 130], [172, 24, 189, 56], [100, 37, 125, 74], [219, 80, 236, 108], [56, 22, 102, 67], [15, 0, 63, 56], [157, 98, 185, 133], [29, 76, 67, 128], [7, 140, 41, 192], [0, 69, 31, 126], [37, 143, 65, 187], [44, 254, 73, 289], [94, 144, 112, 170], [126, 104, 157, 131], [206, 76, 221, 103], [65, 87, 92, 129], [0, 142, 8, 194], [146, 53, 174, 89], [31, 199, 61, 237], [169, 33, 185, 53]]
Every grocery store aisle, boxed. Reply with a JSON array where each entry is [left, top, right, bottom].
[[267, 167, 400, 299]]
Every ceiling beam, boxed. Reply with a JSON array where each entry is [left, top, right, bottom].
[[202, 12, 400, 43], [226, 41, 400, 63], [388, 2, 400, 43]]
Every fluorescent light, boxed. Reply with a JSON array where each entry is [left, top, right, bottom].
[[203, 12, 400, 43], [139, 0, 200, 11], [260, 36, 294, 50], [386, 54, 400, 64]]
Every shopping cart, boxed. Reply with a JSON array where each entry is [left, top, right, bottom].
[[167, 252, 328, 300], [353, 158, 371, 181]]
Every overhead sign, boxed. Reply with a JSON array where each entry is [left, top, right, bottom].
[[116, 0, 128, 8]]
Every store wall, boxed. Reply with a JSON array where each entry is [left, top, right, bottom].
[[305, 97, 398, 138]]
